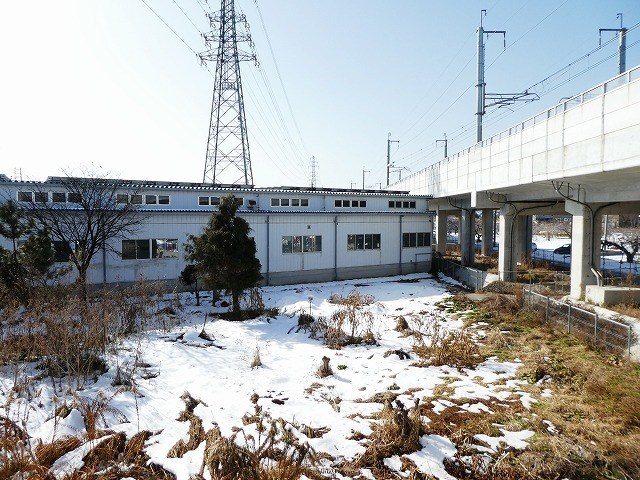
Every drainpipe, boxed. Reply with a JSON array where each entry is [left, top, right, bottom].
[[334, 216, 338, 280], [266, 215, 270, 286], [399, 215, 404, 274]]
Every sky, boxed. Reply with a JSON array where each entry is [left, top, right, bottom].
[[1, 0, 639, 189]]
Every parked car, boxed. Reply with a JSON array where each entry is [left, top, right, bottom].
[[553, 244, 571, 255], [531, 242, 538, 252]]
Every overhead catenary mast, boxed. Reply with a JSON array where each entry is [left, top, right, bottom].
[[476, 10, 537, 142], [200, 0, 257, 185], [600, 13, 627, 75]]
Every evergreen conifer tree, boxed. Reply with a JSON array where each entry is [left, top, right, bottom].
[[186, 195, 262, 317], [0, 200, 55, 304]]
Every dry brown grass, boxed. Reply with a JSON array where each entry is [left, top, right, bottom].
[[34, 436, 83, 468], [199, 405, 326, 480], [337, 399, 423, 478], [1, 280, 166, 394], [438, 292, 640, 479], [412, 317, 482, 370]]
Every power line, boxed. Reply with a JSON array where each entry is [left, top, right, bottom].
[[171, 0, 203, 33], [139, 0, 198, 56], [253, 0, 309, 156]]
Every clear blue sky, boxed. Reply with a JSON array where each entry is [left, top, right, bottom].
[[1, 0, 638, 188]]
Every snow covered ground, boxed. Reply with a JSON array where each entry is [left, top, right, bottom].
[[1, 274, 545, 479], [533, 236, 639, 275]]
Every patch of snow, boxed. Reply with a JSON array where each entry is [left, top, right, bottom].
[[405, 434, 458, 480], [474, 428, 535, 452]]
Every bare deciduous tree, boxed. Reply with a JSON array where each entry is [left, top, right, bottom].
[[25, 172, 143, 300]]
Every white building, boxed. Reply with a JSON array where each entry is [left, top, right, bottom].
[[0, 175, 434, 287]]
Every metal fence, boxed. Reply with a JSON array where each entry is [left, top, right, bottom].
[[440, 259, 491, 292], [524, 286, 633, 356]]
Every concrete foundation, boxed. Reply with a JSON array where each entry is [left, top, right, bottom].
[[585, 285, 640, 306]]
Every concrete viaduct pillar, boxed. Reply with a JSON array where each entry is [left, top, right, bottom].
[[460, 209, 475, 266], [481, 209, 494, 256], [498, 205, 533, 281], [435, 210, 447, 255], [565, 200, 602, 299]]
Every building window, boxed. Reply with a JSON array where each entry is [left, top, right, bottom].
[[52, 241, 72, 262], [282, 235, 322, 254], [52, 192, 66, 203], [34, 192, 49, 203], [272, 198, 309, 208], [145, 195, 157, 205], [235, 197, 244, 206], [199, 196, 210, 206], [210, 197, 220, 206], [336, 199, 366, 208], [122, 239, 151, 260], [67, 193, 82, 204], [116, 194, 129, 204], [389, 200, 416, 209], [347, 234, 381, 250], [303, 235, 322, 252], [158, 195, 170, 205], [18, 191, 33, 202], [402, 232, 431, 248], [152, 238, 178, 258]]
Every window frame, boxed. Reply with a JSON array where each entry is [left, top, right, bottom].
[[52, 192, 66, 203], [347, 233, 381, 251], [121, 239, 151, 260], [18, 191, 33, 202], [282, 235, 322, 254], [402, 232, 431, 248]]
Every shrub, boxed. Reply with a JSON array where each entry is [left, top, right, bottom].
[[412, 317, 482, 370], [311, 289, 376, 349]]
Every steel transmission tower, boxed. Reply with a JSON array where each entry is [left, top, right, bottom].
[[309, 156, 318, 188], [200, 0, 257, 185]]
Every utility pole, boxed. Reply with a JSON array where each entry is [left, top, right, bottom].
[[362, 167, 370, 190], [309, 156, 318, 188], [600, 13, 627, 74], [200, 0, 257, 185], [386, 132, 399, 186], [436, 134, 448, 159], [476, 10, 537, 142]]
